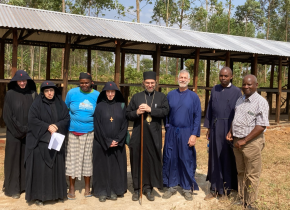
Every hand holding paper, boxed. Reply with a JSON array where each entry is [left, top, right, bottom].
[[48, 133, 65, 151]]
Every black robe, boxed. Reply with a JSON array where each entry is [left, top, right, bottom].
[[126, 90, 169, 190], [3, 87, 36, 196], [25, 91, 70, 202], [92, 100, 128, 197]]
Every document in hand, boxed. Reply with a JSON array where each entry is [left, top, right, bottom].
[[48, 132, 65, 151]]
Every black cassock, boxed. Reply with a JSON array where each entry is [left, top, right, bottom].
[[3, 70, 36, 197], [126, 90, 169, 190], [25, 84, 70, 202], [92, 100, 128, 197]]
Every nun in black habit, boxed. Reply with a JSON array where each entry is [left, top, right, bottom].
[[2, 70, 37, 199], [92, 81, 128, 202], [25, 81, 70, 206]]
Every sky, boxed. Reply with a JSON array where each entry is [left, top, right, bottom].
[[103, 0, 248, 29]]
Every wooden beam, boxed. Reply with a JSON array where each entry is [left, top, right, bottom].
[[205, 59, 211, 115], [251, 54, 258, 76], [18, 29, 25, 40], [0, 39, 4, 79], [92, 39, 114, 46], [121, 42, 143, 48], [46, 43, 51, 80], [18, 31, 35, 43], [87, 46, 91, 74], [275, 57, 282, 123], [193, 48, 200, 93], [2, 29, 12, 39], [114, 40, 121, 88], [268, 61, 275, 114], [62, 34, 71, 101], [120, 51, 125, 96], [226, 51, 230, 67], [12, 29, 18, 77], [74, 36, 96, 45]]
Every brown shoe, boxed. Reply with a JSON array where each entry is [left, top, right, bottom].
[[204, 192, 216, 201]]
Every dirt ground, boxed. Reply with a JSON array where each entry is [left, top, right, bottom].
[[0, 126, 290, 210]]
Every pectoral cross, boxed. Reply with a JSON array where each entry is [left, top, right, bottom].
[[110, 117, 114, 122]]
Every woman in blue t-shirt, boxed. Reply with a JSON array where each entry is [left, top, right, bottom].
[[65, 72, 100, 199]]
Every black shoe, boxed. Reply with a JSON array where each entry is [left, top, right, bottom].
[[35, 200, 43, 206], [144, 191, 155, 201], [11, 194, 20, 199], [246, 204, 258, 210], [108, 194, 117, 201], [132, 191, 139, 201], [99, 196, 106, 202]]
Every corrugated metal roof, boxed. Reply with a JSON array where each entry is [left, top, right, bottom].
[[1, 3, 290, 57]]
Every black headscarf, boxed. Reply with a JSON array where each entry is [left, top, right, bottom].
[[25, 81, 70, 168], [97, 81, 125, 104], [8, 70, 36, 92]]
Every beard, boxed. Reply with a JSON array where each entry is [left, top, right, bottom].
[[178, 81, 189, 88], [145, 86, 155, 93]]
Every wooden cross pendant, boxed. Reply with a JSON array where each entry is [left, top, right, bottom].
[[110, 117, 114, 122]]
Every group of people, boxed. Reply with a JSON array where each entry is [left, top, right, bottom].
[[2, 68, 268, 209]]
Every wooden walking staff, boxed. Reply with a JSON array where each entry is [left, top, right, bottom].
[[139, 113, 144, 205]]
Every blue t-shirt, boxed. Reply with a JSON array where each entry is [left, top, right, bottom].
[[65, 87, 100, 133]]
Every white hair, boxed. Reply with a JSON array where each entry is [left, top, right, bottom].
[[178, 69, 190, 79]]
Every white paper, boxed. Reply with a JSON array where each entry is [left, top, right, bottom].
[[48, 132, 65, 151]]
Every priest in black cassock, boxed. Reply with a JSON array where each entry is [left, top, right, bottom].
[[25, 81, 70, 206], [92, 81, 128, 202], [2, 70, 37, 199], [126, 71, 169, 201], [204, 67, 242, 200]]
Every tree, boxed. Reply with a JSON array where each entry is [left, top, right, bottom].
[[235, 0, 265, 37]]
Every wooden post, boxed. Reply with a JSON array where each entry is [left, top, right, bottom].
[[87, 46, 91, 74], [62, 34, 71, 101], [114, 40, 121, 88], [204, 59, 210, 116], [275, 57, 282, 123], [153, 45, 161, 90], [0, 38, 5, 127], [46, 43, 51, 80], [268, 62, 275, 114], [181, 57, 184, 70], [193, 48, 200, 93], [120, 51, 125, 96], [226, 51, 230, 67], [12, 29, 18, 77], [288, 64, 290, 121], [251, 54, 258, 76]]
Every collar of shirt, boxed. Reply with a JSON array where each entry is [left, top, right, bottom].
[[242, 91, 259, 102], [227, 82, 232, 87]]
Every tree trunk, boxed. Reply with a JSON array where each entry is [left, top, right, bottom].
[[175, 58, 179, 83], [264, 65, 267, 83], [21, 45, 24, 69], [95, 50, 98, 81], [136, 0, 140, 72], [30, 46, 34, 79], [204, 60, 206, 84], [38, 46, 41, 79], [61, 0, 66, 79], [228, 0, 231, 34]]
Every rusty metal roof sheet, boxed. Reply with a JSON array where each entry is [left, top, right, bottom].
[[1, 3, 290, 57]]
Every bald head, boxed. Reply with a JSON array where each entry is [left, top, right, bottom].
[[242, 74, 258, 98], [219, 67, 233, 87], [220, 67, 233, 76]]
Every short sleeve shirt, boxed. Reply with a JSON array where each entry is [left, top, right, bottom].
[[232, 92, 269, 138]]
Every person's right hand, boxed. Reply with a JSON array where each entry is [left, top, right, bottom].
[[110, 140, 118, 147], [226, 131, 233, 141], [136, 108, 145, 115], [206, 129, 210, 140], [48, 124, 57, 134]]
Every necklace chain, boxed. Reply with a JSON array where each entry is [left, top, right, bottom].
[[144, 91, 155, 108]]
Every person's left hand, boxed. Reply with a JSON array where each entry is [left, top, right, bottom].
[[188, 135, 197, 147], [110, 140, 118, 147], [48, 124, 58, 134], [139, 103, 151, 113], [234, 139, 246, 149]]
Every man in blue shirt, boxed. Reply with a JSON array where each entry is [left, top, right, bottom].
[[162, 70, 201, 201]]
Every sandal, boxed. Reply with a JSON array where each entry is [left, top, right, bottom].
[[84, 192, 92, 197], [67, 193, 76, 200]]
